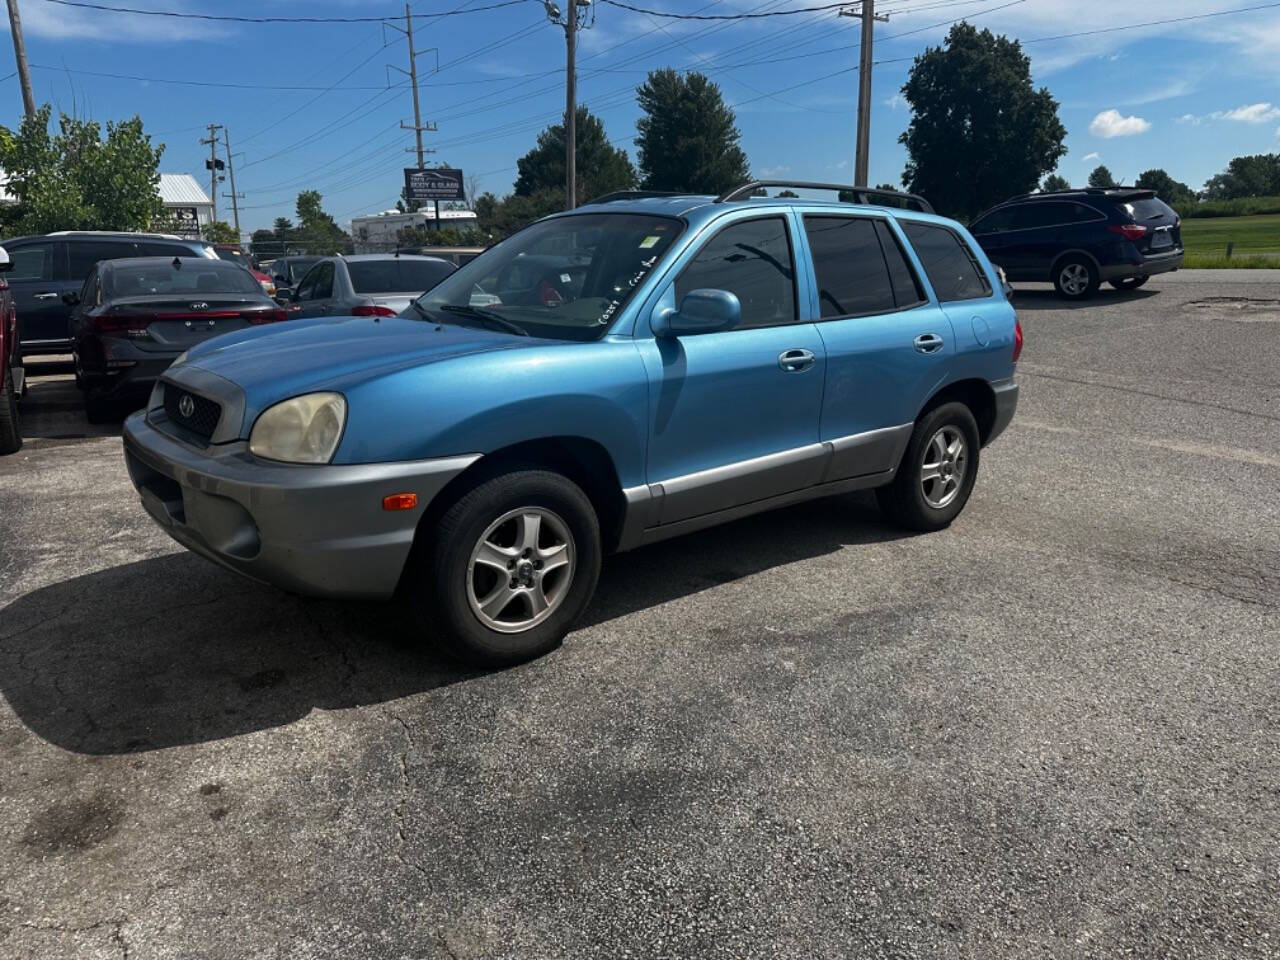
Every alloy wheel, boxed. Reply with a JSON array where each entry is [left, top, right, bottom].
[[921, 426, 967, 509], [1059, 263, 1090, 296], [466, 506, 576, 634]]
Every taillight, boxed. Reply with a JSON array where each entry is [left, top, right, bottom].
[[1108, 223, 1148, 242], [92, 313, 151, 334], [248, 308, 289, 325], [351, 304, 398, 317], [1012, 317, 1023, 363]]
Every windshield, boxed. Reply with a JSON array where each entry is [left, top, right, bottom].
[[348, 258, 455, 294], [414, 213, 684, 341], [105, 260, 263, 298]]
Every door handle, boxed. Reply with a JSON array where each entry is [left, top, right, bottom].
[[33, 292, 58, 300], [778, 348, 816, 372], [914, 333, 944, 354]]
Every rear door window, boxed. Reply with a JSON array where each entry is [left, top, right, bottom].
[[901, 222, 992, 302], [969, 207, 1017, 234], [67, 240, 139, 283], [876, 221, 924, 308], [675, 216, 797, 329], [803, 216, 897, 318], [7, 243, 55, 281], [312, 262, 334, 299]]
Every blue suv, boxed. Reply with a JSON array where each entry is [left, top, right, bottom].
[[122, 181, 1021, 665], [969, 188, 1183, 299]]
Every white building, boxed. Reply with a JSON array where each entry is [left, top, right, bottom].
[[156, 174, 214, 238], [350, 208, 479, 252]]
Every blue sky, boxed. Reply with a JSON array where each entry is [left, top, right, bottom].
[[3, 0, 1279, 233]]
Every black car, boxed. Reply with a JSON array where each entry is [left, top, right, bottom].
[[1, 231, 218, 354], [266, 255, 323, 298], [69, 257, 286, 422], [968, 188, 1183, 299]]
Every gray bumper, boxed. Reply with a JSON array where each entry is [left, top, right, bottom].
[[986, 377, 1018, 445], [122, 412, 478, 600]]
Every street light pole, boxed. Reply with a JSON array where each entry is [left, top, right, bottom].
[[564, 0, 577, 210], [840, 2, 888, 187], [4, 0, 36, 119]]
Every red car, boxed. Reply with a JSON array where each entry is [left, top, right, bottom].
[[0, 245, 23, 454], [213, 243, 275, 297]]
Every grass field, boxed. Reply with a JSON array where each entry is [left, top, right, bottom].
[[1178, 213, 1280, 266]]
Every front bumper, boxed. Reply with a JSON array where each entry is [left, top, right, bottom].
[[986, 377, 1018, 445], [123, 412, 478, 600]]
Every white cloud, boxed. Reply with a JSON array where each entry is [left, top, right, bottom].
[[1211, 102, 1280, 124], [883, 94, 904, 110], [2, 0, 224, 42], [1081, 152, 1101, 163], [760, 165, 791, 177], [1176, 114, 1202, 125], [1089, 109, 1152, 138]]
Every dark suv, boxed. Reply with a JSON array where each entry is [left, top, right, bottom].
[[968, 188, 1183, 299], [1, 231, 217, 354]]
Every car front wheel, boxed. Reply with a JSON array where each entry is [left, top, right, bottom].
[[876, 402, 980, 532], [1053, 257, 1099, 299], [412, 469, 602, 667]]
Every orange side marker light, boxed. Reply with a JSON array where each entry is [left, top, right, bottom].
[[382, 493, 419, 511]]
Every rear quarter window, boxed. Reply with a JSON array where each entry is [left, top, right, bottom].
[[901, 222, 992, 302]]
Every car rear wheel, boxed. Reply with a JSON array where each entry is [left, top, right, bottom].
[[1109, 276, 1148, 291], [410, 469, 602, 667], [0, 367, 21, 454], [876, 402, 980, 532], [1053, 257, 1099, 300]]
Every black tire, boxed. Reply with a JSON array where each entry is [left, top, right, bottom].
[[409, 469, 602, 667], [876, 402, 981, 532], [1052, 256, 1099, 300], [84, 387, 116, 425], [1108, 276, 1148, 291], [0, 368, 21, 455]]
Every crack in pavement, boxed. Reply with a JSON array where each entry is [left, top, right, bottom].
[[383, 708, 432, 884]]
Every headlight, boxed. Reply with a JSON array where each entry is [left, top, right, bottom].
[[249, 392, 346, 464]]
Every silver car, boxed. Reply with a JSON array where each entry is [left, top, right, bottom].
[[287, 254, 456, 318]]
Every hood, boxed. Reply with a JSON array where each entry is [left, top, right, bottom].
[[182, 314, 530, 404]]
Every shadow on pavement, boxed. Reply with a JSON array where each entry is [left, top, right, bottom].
[[1009, 286, 1160, 311], [0, 492, 904, 755]]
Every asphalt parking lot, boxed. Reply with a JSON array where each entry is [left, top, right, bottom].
[[2, 270, 1277, 959]]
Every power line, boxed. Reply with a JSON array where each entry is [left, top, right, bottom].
[[34, 0, 532, 23], [27, 64, 400, 91], [598, 0, 852, 18], [872, 1, 1280, 63]]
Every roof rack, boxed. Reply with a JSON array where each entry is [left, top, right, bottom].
[[584, 190, 687, 205], [714, 180, 935, 214]]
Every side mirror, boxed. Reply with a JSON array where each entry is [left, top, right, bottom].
[[653, 289, 741, 337], [274, 286, 294, 304], [0, 246, 11, 273], [62, 290, 80, 306]]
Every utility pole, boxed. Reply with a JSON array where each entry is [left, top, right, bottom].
[[545, 1, 591, 210], [387, 6, 438, 221], [5, 0, 36, 118], [840, 2, 888, 187], [201, 123, 223, 224], [222, 128, 242, 241], [564, 0, 578, 209]]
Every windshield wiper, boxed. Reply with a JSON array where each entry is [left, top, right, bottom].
[[436, 303, 529, 337]]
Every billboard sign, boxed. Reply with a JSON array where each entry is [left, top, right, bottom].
[[156, 205, 200, 238], [404, 167, 465, 203]]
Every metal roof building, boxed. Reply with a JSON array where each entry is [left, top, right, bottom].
[[157, 174, 214, 237]]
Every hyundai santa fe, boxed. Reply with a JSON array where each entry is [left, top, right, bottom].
[[122, 181, 1021, 666]]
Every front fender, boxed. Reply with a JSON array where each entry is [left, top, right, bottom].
[[334, 339, 649, 488]]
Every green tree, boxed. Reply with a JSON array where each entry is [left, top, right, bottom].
[[1202, 153, 1280, 199], [1087, 165, 1117, 189], [294, 190, 352, 254], [0, 103, 165, 234], [1041, 173, 1070, 192], [272, 217, 294, 238], [776, 189, 799, 198], [201, 220, 239, 244], [515, 106, 636, 205], [1134, 168, 1196, 208], [898, 23, 1066, 219], [635, 69, 750, 193]]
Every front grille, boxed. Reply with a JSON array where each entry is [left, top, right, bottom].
[[163, 384, 221, 440]]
